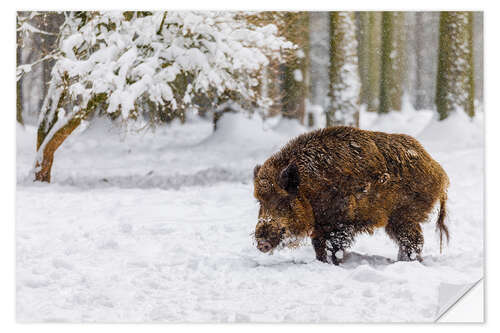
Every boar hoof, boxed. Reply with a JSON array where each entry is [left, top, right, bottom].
[[397, 247, 422, 262], [316, 255, 328, 263]]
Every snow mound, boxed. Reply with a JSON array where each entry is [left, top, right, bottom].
[[362, 108, 434, 137], [271, 117, 309, 137], [202, 112, 282, 147], [418, 110, 483, 151]]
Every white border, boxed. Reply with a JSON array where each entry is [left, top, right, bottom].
[[3, 0, 498, 331]]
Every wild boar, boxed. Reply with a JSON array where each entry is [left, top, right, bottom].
[[253, 126, 449, 264]]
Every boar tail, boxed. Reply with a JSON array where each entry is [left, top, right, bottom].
[[436, 193, 449, 253]]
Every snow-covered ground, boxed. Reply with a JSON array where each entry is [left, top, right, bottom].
[[16, 106, 483, 322]]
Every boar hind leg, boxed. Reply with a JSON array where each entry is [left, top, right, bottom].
[[385, 220, 424, 262]]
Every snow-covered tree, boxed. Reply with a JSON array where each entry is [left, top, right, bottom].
[[379, 12, 406, 114], [326, 12, 360, 127], [32, 11, 292, 182], [436, 12, 474, 120]]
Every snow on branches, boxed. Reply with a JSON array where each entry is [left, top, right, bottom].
[[33, 11, 292, 182], [47, 11, 293, 122]]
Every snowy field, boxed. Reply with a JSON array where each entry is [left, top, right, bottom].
[[16, 106, 484, 322]]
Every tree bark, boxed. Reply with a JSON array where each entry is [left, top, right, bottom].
[[16, 22, 24, 125], [473, 12, 483, 105], [260, 59, 283, 118], [34, 118, 81, 182], [414, 12, 425, 110], [34, 90, 103, 183], [281, 12, 309, 123], [366, 12, 382, 112], [379, 12, 406, 114], [356, 12, 370, 106], [436, 12, 475, 120], [356, 12, 382, 113]]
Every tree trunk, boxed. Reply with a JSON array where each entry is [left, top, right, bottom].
[[281, 12, 310, 123], [17, 80, 24, 125], [266, 59, 283, 117], [16, 24, 24, 125], [308, 11, 329, 114], [379, 12, 406, 114], [356, 12, 370, 106], [414, 12, 425, 110], [34, 118, 81, 182], [473, 12, 483, 106], [357, 12, 382, 112], [366, 12, 382, 112], [34, 90, 103, 183], [326, 12, 361, 127], [436, 12, 475, 120]]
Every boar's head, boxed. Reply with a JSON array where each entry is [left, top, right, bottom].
[[253, 162, 314, 253]]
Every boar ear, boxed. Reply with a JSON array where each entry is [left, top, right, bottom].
[[278, 163, 300, 195], [253, 164, 262, 179]]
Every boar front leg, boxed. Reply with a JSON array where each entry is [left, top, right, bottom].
[[312, 222, 355, 265], [325, 224, 356, 265], [311, 232, 327, 263]]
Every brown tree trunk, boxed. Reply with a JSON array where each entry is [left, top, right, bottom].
[[379, 12, 406, 114], [266, 59, 283, 117], [35, 118, 81, 182], [436, 12, 475, 120], [414, 12, 425, 110], [16, 23, 24, 125], [281, 12, 310, 123]]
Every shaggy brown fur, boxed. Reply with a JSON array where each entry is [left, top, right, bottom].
[[253, 126, 449, 264]]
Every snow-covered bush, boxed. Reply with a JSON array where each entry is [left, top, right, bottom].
[[50, 11, 290, 120], [34, 11, 293, 182]]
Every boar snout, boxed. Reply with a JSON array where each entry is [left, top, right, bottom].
[[257, 241, 272, 253]]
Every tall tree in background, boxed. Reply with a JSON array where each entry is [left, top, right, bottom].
[[414, 12, 426, 110], [379, 12, 406, 114], [473, 12, 483, 106], [246, 12, 288, 118], [357, 12, 382, 112], [326, 12, 360, 127], [367, 12, 382, 113], [16, 16, 24, 125], [281, 12, 310, 123], [356, 12, 370, 106], [308, 12, 329, 112], [405, 12, 440, 111], [436, 12, 474, 120]]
